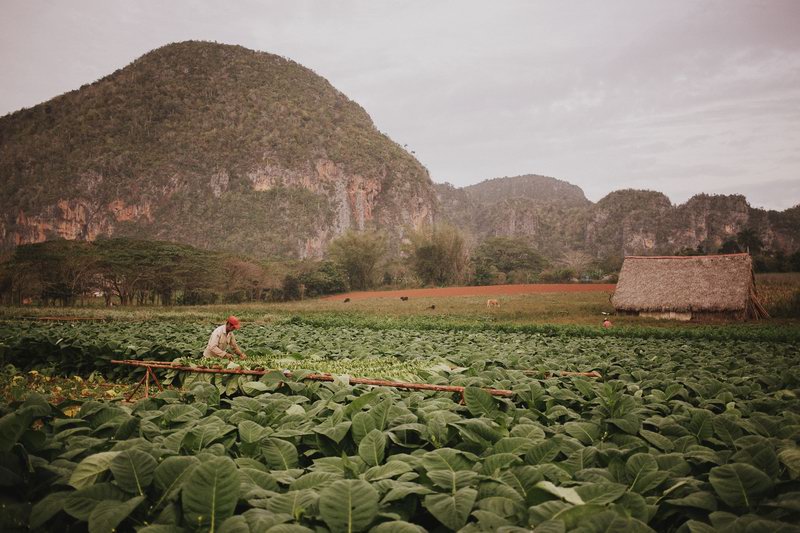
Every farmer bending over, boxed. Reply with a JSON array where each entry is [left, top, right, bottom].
[[203, 315, 247, 360]]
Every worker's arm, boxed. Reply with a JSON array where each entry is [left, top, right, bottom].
[[230, 334, 247, 359]]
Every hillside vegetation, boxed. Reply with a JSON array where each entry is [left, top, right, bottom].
[[0, 41, 435, 258], [1, 41, 797, 266]]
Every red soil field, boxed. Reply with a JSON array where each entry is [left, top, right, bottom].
[[322, 283, 616, 301]]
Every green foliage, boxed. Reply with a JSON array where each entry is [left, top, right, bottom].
[[1, 320, 799, 531], [0, 41, 432, 260], [736, 228, 764, 255], [472, 236, 547, 285], [406, 224, 468, 286], [0, 238, 350, 307], [540, 268, 577, 283], [328, 230, 387, 290], [297, 261, 349, 298]]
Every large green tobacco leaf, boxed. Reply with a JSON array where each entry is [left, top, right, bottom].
[[314, 420, 353, 444], [0, 412, 28, 452], [427, 470, 479, 492], [639, 429, 674, 452], [364, 461, 415, 481], [687, 410, 714, 443], [525, 439, 560, 465], [181, 456, 240, 531], [238, 420, 270, 444], [709, 463, 773, 508], [217, 515, 250, 533], [69, 451, 120, 490], [358, 429, 386, 467], [421, 448, 474, 472], [265, 489, 318, 519], [29, 491, 71, 529], [532, 480, 584, 505], [351, 411, 378, 445], [319, 479, 379, 532], [369, 521, 426, 532], [501, 466, 545, 504], [778, 447, 800, 479], [665, 491, 719, 512], [564, 422, 600, 445], [262, 438, 299, 470], [87, 495, 145, 533], [110, 449, 157, 495], [153, 455, 200, 506], [239, 468, 279, 491], [424, 487, 478, 530], [63, 483, 127, 521], [574, 483, 627, 505], [464, 387, 499, 418]]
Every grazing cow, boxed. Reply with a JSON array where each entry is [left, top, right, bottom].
[[400, 296, 409, 301], [344, 298, 351, 303], [487, 299, 500, 308]]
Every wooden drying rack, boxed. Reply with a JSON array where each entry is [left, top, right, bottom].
[[111, 359, 601, 401]]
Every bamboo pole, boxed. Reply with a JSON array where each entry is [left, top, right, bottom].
[[111, 359, 515, 398], [111, 360, 602, 400]]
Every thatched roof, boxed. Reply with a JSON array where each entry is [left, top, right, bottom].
[[611, 253, 761, 314]]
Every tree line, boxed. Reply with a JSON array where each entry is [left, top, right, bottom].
[[0, 225, 601, 306], [676, 227, 800, 272], [4, 223, 796, 307]]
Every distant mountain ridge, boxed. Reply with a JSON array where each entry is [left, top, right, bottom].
[[1, 41, 797, 262], [436, 176, 799, 260]]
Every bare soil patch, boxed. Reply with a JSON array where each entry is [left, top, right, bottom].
[[323, 283, 616, 301]]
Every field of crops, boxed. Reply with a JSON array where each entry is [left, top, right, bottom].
[[1, 317, 799, 532]]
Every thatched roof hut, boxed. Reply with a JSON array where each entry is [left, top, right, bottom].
[[611, 253, 768, 320]]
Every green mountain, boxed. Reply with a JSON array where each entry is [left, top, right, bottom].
[[1, 41, 796, 264], [0, 41, 435, 258]]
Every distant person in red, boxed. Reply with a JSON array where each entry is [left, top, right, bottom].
[[602, 318, 613, 328], [203, 316, 247, 359]]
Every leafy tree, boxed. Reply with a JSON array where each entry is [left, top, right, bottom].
[[472, 237, 546, 285], [406, 224, 468, 286], [790, 251, 800, 272], [298, 261, 349, 297], [718, 239, 742, 254], [736, 228, 763, 254], [540, 268, 577, 282], [5, 240, 96, 306], [327, 230, 387, 290], [224, 258, 269, 303]]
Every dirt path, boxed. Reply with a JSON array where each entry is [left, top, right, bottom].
[[322, 283, 616, 301]]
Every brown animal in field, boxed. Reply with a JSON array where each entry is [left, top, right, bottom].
[[344, 298, 351, 303], [400, 296, 409, 301], [487, 299, 500, 308], [427, 304, 436, 310]]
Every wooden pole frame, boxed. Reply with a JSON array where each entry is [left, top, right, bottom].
[[111, 360, 601, 400]]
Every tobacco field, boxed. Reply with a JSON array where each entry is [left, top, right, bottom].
[[1, 318, 799, 532]]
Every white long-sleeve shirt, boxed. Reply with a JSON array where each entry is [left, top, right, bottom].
[[203, 325, 242, 358]]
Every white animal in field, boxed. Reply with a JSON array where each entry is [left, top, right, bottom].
[[486, 299, 500, 308]]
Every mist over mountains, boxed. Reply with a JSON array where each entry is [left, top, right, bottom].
[[1, 41, 797, 262]]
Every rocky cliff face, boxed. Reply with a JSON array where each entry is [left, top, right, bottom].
[[0, 41, 436, 259], [437, 176, 799, 261]]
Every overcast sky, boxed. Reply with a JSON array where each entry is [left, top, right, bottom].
[[2, 1, 798, 210]]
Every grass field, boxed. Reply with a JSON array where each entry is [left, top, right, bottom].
[[1, 280, 797, 332]]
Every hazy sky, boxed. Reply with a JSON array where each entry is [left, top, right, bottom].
[[2, 1, 799, 210]]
